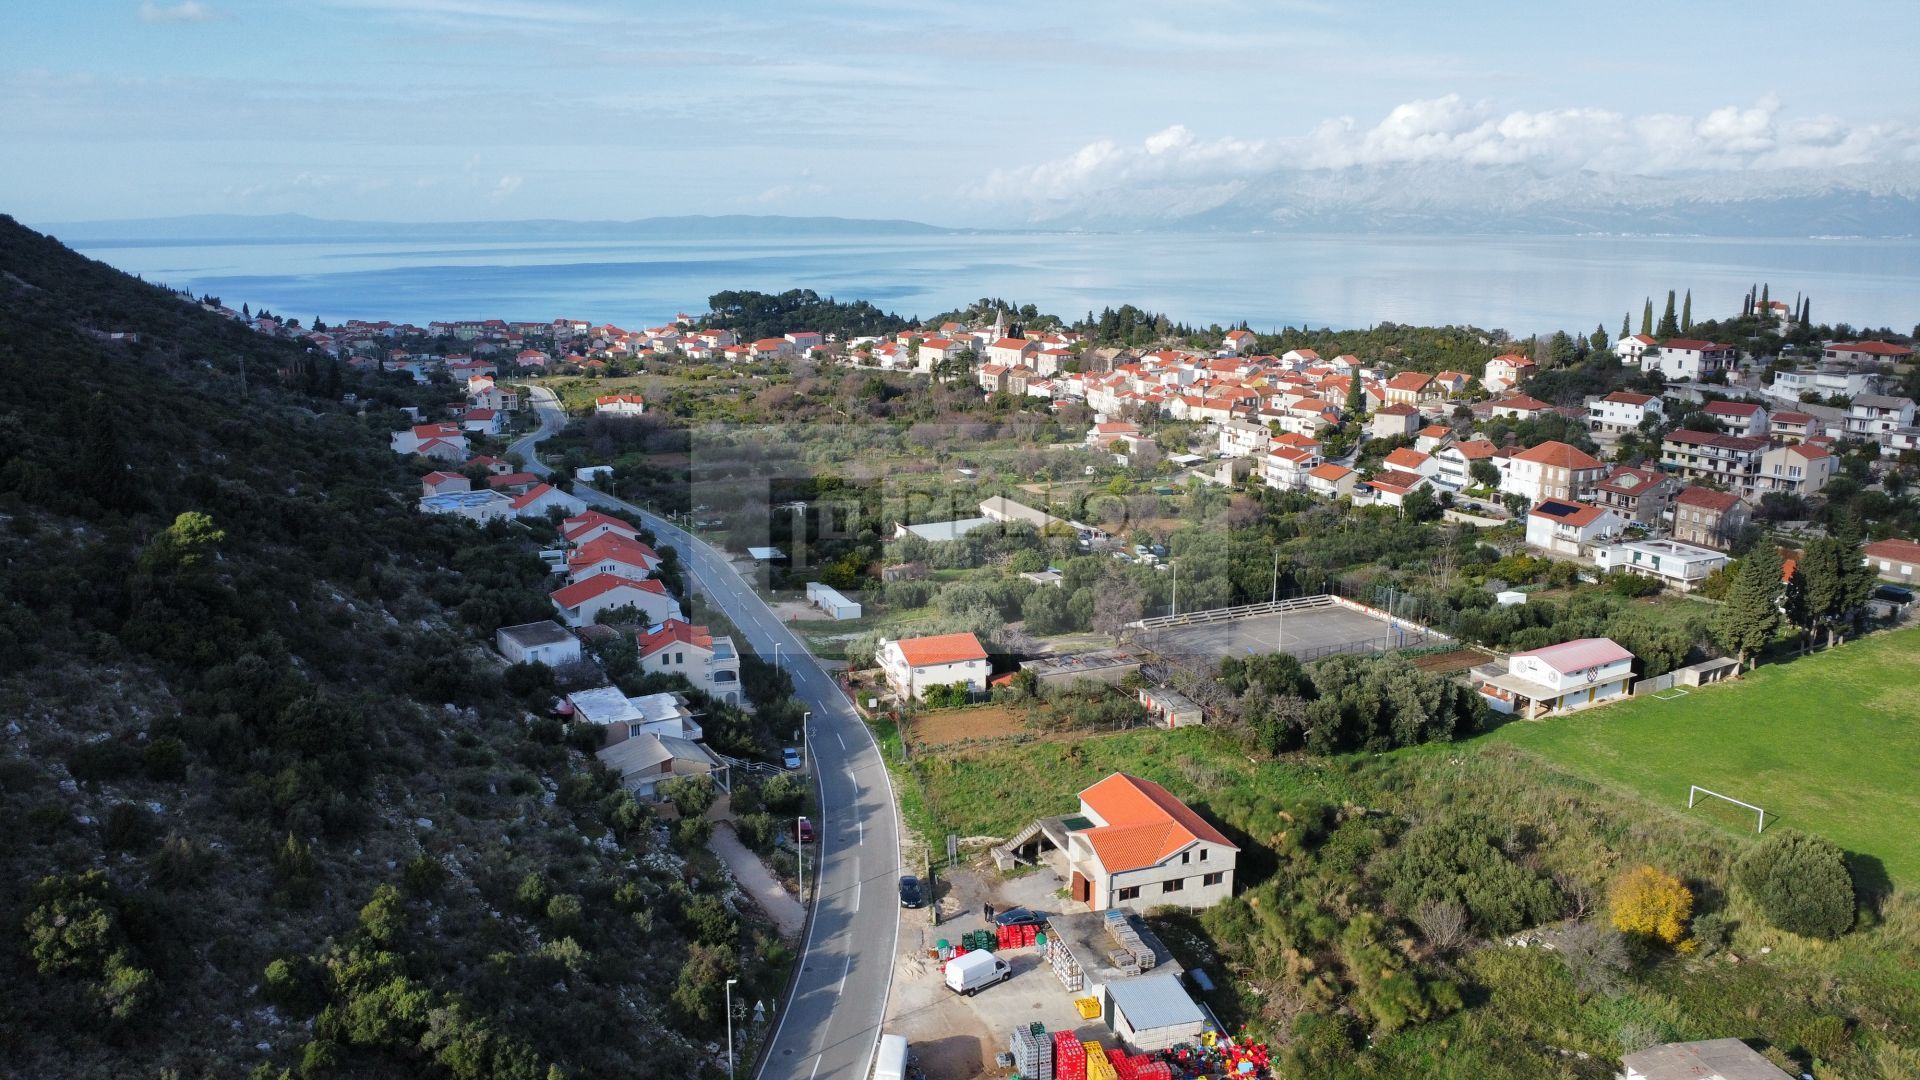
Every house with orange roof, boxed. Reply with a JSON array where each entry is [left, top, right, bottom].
[[510, 483, 587, 521], [1061, 773, 1238, 912], [1587, 390, 1662, 434], [1382, 371, 1433, 407], [1503, 440, 1607, 504], [1414, 424, 1452, 453], [421, 471, 471, 497], [567, 533, 663, 582], [550, 574, 682, 628], [595, 394, 647, 417], [1262, 444, 1321, 492], [1363, 469, 1431, 510], [635, 618, 741, 704], [1483, 353, 1536, 393], [1525, 498, 1624, 556], [878, 632, 989, 701], [986, 336, 1038, 368], [1433, 437, 1499, 489], [1305, 462, 1356, 499], [1382, 446, 1436, 478], [562, 509, 642, 546], [1369, 402, 1420, 439]]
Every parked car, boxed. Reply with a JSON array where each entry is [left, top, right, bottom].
[[796, 816, 814, 843], [1873, 584, 1914, 605], [783, 746, 803, 770], [992, 907, 1047, 928], [898, 875, 924, 908]]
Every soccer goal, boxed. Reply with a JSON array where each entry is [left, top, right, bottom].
[[1688, 785, 1767, 832]]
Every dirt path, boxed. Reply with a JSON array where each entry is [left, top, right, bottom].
[[708, 822, 806, 939]]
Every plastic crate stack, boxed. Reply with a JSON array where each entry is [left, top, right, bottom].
[[997, 922, 1044, 949], [1052, 1032, 1086, 1080], [1104, 1047, 1133, 1080], [1102, 911, 1156, 972], [1082, 1042, 1116, 1080], [1010, 1024, 1054, 1080], [1132, 1060, 1172, 1080]]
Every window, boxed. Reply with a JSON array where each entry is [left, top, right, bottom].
[[1117, 886, 1140, 901], [1181, 852, 1189, 864], [1161, 879, 1185, 894], [1199, 849, 1208, 862], [1203, 872, 1224, 887], [674, 651, 683, 665]]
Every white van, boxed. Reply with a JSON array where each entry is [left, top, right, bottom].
[[873, 1033, 908, 1080], [944, 950, 1011, 996]]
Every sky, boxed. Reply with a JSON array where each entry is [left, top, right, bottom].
[[6, 0, 1919, 225]]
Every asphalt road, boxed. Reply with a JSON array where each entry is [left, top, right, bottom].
[[511, 386, 902, 1080]]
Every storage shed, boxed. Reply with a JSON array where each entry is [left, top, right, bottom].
[[805, 581, 863, 620], [1105, 972, 1208, 1051]]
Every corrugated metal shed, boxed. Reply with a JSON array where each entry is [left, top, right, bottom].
[[1106, 971, 1203, 1033]]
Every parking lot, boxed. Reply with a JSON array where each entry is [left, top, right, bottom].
[[1139, 600, 1412, 662], [887, 858, 1098, 1079]]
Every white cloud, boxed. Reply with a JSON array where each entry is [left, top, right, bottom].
[[972, 96, 1920, 205], [488, 175, 523, 202], [139, 1, 219, 23]]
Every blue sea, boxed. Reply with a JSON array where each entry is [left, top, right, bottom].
[[69, 231, 1920, 338]]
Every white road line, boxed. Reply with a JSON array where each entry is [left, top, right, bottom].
[[835, 731, 846, 750], [837, 954, 853, 993], [852, 857, 861, 911], [809, 1055, 823, 1080]]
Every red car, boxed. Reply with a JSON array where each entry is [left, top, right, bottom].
[[796, 816, 814, 844]]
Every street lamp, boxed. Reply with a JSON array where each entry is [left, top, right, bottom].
[[774, 642, 783, 671], [802, 711, 811, 770], [725, 976, 740, 1080], [797, 816, 806, 905]]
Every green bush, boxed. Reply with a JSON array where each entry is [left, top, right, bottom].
[[1735, 831, 1856, 939], [1369, 816, 1561, 937], [103, 802, 158, 852]]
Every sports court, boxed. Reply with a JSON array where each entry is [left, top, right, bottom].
[[1139, 598, 1430, 663]]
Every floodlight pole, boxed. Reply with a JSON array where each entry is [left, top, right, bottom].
[[725, 977, 739, 1080]]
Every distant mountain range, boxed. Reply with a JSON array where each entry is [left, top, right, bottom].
[[38, 212, 964, 243], [1009, 163, 1920, 237]]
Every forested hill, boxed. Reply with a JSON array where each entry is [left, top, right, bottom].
[[0, 216, 763, 1079]]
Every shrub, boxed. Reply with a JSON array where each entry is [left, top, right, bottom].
[[1609, 865, 1692, 946], [1369, 816, 1561, 936], [103, 802, 158, 852], [1734, 831, 1856, 939]]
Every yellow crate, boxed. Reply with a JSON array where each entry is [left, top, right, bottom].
[[1074, 997, 1102, 1019]]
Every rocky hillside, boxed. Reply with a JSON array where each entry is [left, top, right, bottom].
[[0, 217, 781, 1079]]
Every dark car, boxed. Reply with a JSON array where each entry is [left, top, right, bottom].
[[899, 875, 925, 909], [992, 907, 1047, 928], [1873, 584, 1914, 605]]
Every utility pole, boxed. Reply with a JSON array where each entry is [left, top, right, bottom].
[[1171, 560, 1178, 619], [1270, 550, 1279, 604], [797, 817, 806, 905], [725, 977, 739, 1080]]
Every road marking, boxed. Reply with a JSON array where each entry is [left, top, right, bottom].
[[837, 954, 853, 993], [852, 857, 861, 911], [809, 1056, 823, 1080], [835, 731, 846, 750]]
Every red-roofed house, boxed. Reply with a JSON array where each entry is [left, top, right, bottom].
[[1063, 773, 1238, 912], [1591, 466, 1676, 525], [1587, 390, 1662, 434], [1483, 354, 1536, 392], [1672, 487, 1751, 550], [486, 471, 540, 493], [1863, 538, 1920, 582], [1306, 462, 1356, 499], [1485, 393, 1555, 420], [1526, 498, 1624, 556], [635, 619, 741, 703], [595, 394, 647, 417], [1756, 442, 1832, 495], [1370, 402, 1421, 439], [391, 422, 468, 458], [1614, 334, 1658, 364], [1475, 638, 1636, 718], [1824, 341, 1914, 364], [562, 510, 642, 546], [986, 337, 1038, 368], [750, 337, 794, 360], [1704, 400, 1769, 438], [1365, 469, 1431, 509], [878, 632, 989, 701], [1647, 339, 1736, 381], [1383, 371, 1434, 406], [1503, 441, 1607, 504], [567, 534, 663, 582], [421, 471, 471, 497], [550, 574, 682, 627], [1382, 446, 1436, 477], [460, 407, 501, 435], [510, 483, 587, 520]]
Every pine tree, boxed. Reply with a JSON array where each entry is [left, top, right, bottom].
[[1621, 314, 1631, 340], [1591, 323, 1609, 351], [242, 302, 251, 320], [1657, 291, 1679, 338], [1345, 373, 1365, 419], [1641, 299, 1653, 336], [1715, 545, 1784, 670], [1680, 290, 1692, 333]]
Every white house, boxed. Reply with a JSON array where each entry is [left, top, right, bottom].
[[596, 732, 722, 799], [1434, 438, 1499, 489], [550, 574, 684, 627], [1475, 637, 1635, 718], [561, 509, 643, 547], [635, 619, 741, 704], [1614, 334, 1658, 365], [392, 422, 470, 460], [1215, 420, 1270, 459], [418, 489, 514, 523], [495, 621, 582, 667], [595, 394, 647, 417], [1844, 394, 1917, 445], [1755, 442, 1832, 496], [1062, 772, 1238, 913], [421, 470, 471, 496], [1863, 537, 1920, 581], [878, 632, 989, 700], [1483, 353, 1536, 392], [986, 337, 1038, 368], [1823, 341, 1914, 365], [1305, 463, 1356, 499], [460, 407, 502, 435], [510, 483, 588, 520], [1503, 441, 1607, 505], [566, 533, 663, 582], [1263, 446, 1321, 492], [1525, 499, 1623, 556], [1595, 538, 1729, 592], [1644, 339, 1736, 381], [1364, 469, 1430, 510], [1766, 364, 1878, 405], [1703, 400, 1768, 438], [1587, 391, 1661, 435]]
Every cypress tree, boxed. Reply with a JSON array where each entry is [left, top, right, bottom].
[[1657, 291, 1679, 338], [1681, 290, 1692, 333], [1801, 297, 1811, 326], [1715, 545, 1784, 670], [1621, 313, 1631, 340], [1641, 299, 1654, 336], [1760, 283, 1770, 312]]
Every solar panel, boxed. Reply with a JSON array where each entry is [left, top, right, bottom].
[[1537, 500, 1580, 516]]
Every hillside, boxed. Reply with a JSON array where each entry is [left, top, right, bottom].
[[0, 217, 780, 1078]]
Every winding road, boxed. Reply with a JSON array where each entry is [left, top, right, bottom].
[[510, 385, 902, 1080]]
